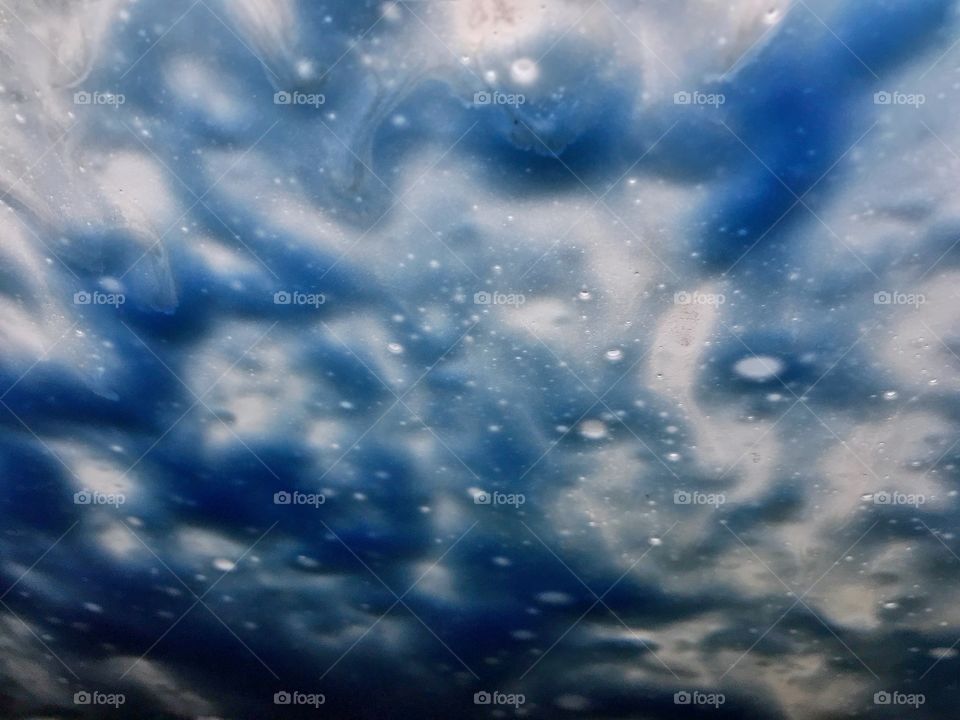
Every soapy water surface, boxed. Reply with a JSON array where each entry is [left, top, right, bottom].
[[1, 0, 960, 718]]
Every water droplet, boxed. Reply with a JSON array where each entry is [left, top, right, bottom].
[[577, 288, 591, 301], [604, 349, 623, 362], [213, 558, 236, 572], [578, 419, 607, 440], [649, 537, 663, 546], [387, 342, 404, 354], [510, 57, 539, 85], [883, 391, 898, 400], [733, 355, 784, 381], [764, 7, 783, 24]]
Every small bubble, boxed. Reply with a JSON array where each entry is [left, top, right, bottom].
[[578, 419, 607, 440], [577, 288, 592, 301], [665, 452, 681, 462], [605, 349, 623, 362], [213, 558, 236, 572], [510, 57, 539, 85], [883, 391, 898, 400], [734, 355, 783, 381], [649, 537, 663, 546], [387, 342, 404, 354]]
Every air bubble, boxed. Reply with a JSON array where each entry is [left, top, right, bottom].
[[733, 355, 783, 381], [578, 419, 607, 440], [510, 57, 539, 85]]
